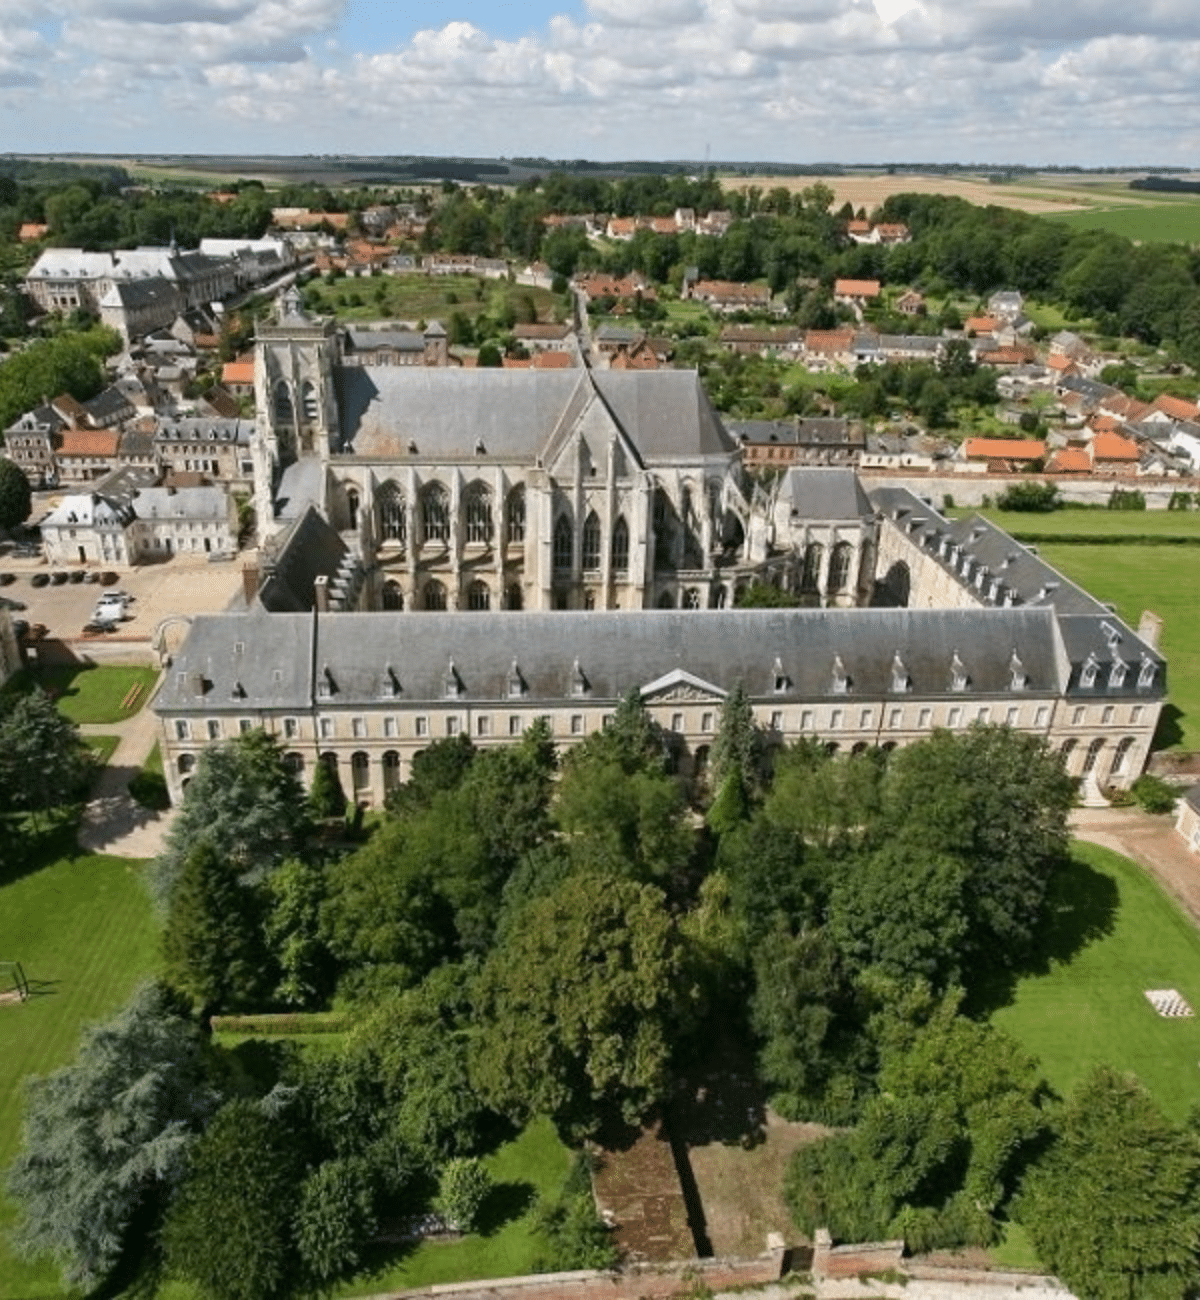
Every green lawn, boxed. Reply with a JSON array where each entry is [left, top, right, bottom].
[[992, 843, 1200, 1123], [0, 832, 159, 1300], [1047, 203, 1200, 244], [6, 665, 160, 725], [1031, 541, 1200, 751], [128, 741, 169, 810], [83, 734, 119, 767], [303, 274, 563, 327], [335, 1117, 572, 1297], [968, 506, 1200, 539]]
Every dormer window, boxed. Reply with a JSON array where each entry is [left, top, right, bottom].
[[570, 658, 589, 698], [507, 660, 526, 699], [831, 654, 849, 695], [1109, 659, 1127, 689], [1008, 651, 1028, 692], [950, 652, 968, 693], [890, 652, 910, 694], [772, 657, 790, 694], [1080, 653, 1100, 689], [1138, 655, 1157, 690], [230, 680, 246, 700], [317, 664, 336, 699], [381, 664, 402, 698], [443, 659, 463, 698]]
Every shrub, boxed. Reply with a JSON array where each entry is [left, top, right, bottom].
[[997, 481, 1060, 513], [1108, 488, 1146, 511], [435, 1157, 493, 1233], [1131, 774, 1178, 814]]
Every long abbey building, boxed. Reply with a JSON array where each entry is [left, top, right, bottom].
[[153, 294, 1167, 806]]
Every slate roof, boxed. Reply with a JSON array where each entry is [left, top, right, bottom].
[[155, 418, 250, 445], [133, 487, 229, 522], [781, 468, 873, 520], [257, 507, 350, 614], [40, 493, 133, 530], [84, 386, 137, 425], [99, 277, 177, 310], [155, 606, 1071, 715], [345, 328, 425, 353], [334, 368, 734, 463], [730, 418, 860, 448]]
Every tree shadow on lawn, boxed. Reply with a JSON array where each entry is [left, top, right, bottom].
[[1153, 704, 1185, 751], [474, 1179, 538, 1236], [965, 853, 1119, 1018], [0, 809, 85, 891]]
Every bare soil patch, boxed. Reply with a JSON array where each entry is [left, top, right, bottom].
[[721, 173, 1090, 215], [592, 1119, 695, 1263]]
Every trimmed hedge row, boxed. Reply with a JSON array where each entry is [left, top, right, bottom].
[[209, 1012, 350, 1036]]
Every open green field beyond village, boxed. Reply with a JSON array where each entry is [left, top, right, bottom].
[[300, 274, 564, 329]]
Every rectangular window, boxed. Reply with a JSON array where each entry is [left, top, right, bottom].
[[1006, 706, 1019, 726], [206, 719, 221, 740], [1102, 705, 1114, 725], [1072, 706, 1086, 726], [976, 706, 990, 724], [352, 717, 366, 739], [476, 715, 491, 737], [415, 716, 429, 737], [383, 716, 397, 738], [571, 714, 584, 735], [283, 718, 298, 739], [1132, 705, 1145, 724], [602, 714, 614, 728], [701, 711, 714, 733], [175, 719, 190, 741], [1035, 705, 1049, 727], [770, 710, 784, 731], [509, 715, 523, 737], [948, 707, 963, 728], [919, 707, 932, 728], [859, 708, 873, 729], [446, 717, 460, 736], [801, 709, 814, 731], [319, 717, 333, 739], [831, 709, 844, 729], [888, 708, 902, 729], [239, 719, 253, 734], [671, 712, 684, 733]]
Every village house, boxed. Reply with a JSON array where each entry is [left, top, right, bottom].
[[511, 322, 575, 353], [154, 417, 255, 485], [3, 404, 64, 486], [731, 417, 864, 468], [683, 277, 775, 314], [802, 329, 855, 371], [895, 290, 925, 316], [718, 325, 802, 357], [341, 324, 450, 368], [959, 437, 1046, 471], [834, 279, 882, 315]]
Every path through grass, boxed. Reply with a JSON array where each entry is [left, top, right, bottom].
[[991, 843, 1200, 1123], [0, 829, 159, 1300]]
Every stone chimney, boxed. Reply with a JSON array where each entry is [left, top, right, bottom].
[[241, 563, 259, 606], [314, 575, 330, 613]]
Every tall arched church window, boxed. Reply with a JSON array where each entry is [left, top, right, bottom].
[[611, 515, 630, 573], [424, 579, 447, 611], [505, 486, 526, 545], [378, 481, 406, 544], [582, 511, 602, 570], [828, 542, 854, 593], [801, 543, 823, 592], [467, 580, 491, 610], [273, 381, 293, 425], [464, 483, 493, 545], [553, 514, 573, 572], [381, 580, 404, 610], [421, 483, 450, 544]]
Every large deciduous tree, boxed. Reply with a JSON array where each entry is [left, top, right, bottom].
[[0, 687, 91, 823], [0, 456, 31, 530], [1018, 1068, 1200, 1300], [149, 729, 307, 907], [472, 872, 684, 1138], [162, 1098, 303, 1300], [6, 984, 217, 1290]]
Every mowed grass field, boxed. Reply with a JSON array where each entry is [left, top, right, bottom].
[[5, 664, 160, 725], [0, 836, 159, 1300], [1048, 202, 1200, 244], [992, 844, 1200, 1123], [303, 274, 562, 327]]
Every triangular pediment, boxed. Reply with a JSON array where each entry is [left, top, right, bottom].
[[639, 668, 727, 704]]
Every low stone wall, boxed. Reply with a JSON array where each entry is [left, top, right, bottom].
[[860, 469, 1196, 510], [813, 1228, 905, 1279]]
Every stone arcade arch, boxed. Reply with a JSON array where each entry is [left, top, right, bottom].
[[378, 481, 406, 545]]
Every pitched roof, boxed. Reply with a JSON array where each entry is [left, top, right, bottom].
[[222, 361, 255, 385], [59, 428, 120, 457], [781, 468, 872, 520], [1151, 393, 1200, 422], [965, 316, 998, 335], [1046, 448, 1092, 473], [834, 279, 882, 298], [1091, 431, 1140, 462], [804, 329, 854, 352], [962, 438, 1045, 461], [533, 350, 574, 369]]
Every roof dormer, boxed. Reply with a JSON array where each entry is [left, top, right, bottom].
[[831, 654, 849, 695], [949, 651, 969, 693]]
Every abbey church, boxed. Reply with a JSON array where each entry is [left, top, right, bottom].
[[154, 293, 1167, 808]]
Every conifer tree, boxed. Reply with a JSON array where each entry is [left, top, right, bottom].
[[709, 681, 764, 796]]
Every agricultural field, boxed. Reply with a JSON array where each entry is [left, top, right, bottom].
[[302, 274, 564, 328], [1048, 202, 1200, 244], [991, 844, 1200, 1123], [0, 833, 159, 1300]]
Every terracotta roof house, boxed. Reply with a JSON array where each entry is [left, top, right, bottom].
[[834, 279, 882, 304], [17, 223, 48, 242], [222, 359, 256, 393], [1150, 394, 1200, 422], [532, 350, 575, 369], [685, 279, 773, 312], [895, 290, 925, 316], [1046, 448, 1092, 474], [1090, 431, 1141, 473], [1100, 393, 1153, 423], [965, 316, 999, 337], [961, 438, 1046, 469]]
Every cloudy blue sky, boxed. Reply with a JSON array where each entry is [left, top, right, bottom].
[[1, 0, 1197, 164]]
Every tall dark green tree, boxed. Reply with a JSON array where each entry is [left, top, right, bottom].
[[163, 839, 270, 1012], [0, 456, 31, 529], [6, 984, 217, 1290], [1018, 1068, 1200, 1300], [709, 680, 765, 797], [162, 1099, 304, 1300], [0, 687, 91, 824]]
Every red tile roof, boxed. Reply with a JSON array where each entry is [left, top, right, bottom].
[[965, 315, 998, 335], [222, 361, 255, 386], [1151, 393, 1200, 421], [835, 278, 881, 298], [1047, 448, 1092, 473], [533, 351, 573, 369], [1091, 431, 1140, 462], [963, 438, 1045, 461], [59, 428, 120, 457], [804, 329, 854, 353]]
